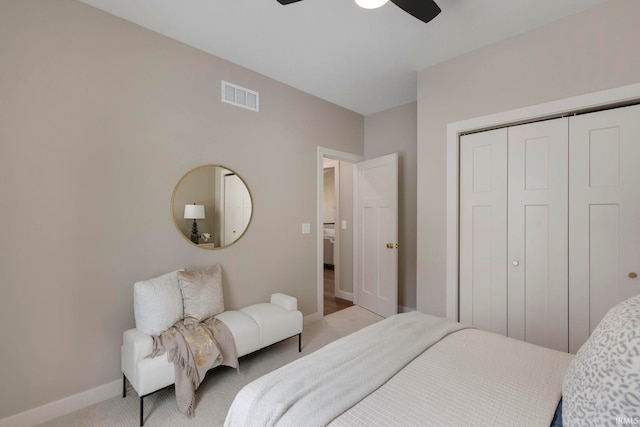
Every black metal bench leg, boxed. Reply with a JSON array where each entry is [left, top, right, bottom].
[[298, 333, 302, 352], [122, 374, 145, 426]]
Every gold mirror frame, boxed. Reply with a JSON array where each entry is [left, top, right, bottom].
[[171, 164, 253, 249]]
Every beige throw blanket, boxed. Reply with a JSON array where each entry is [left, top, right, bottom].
[[149, 317, 238, 417]]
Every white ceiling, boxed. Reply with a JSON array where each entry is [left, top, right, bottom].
[[79, 0, 608, 115]]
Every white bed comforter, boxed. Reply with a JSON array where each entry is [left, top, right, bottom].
[[224, 312, 467, 427], [331, 328, 573, 427], [225, 311, 573, 427]]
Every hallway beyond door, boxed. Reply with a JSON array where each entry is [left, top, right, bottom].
[[324, 267, 353, 316]]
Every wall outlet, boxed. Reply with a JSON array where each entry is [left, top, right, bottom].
[[341, 220, 347, 230], [302, 223, 311, 234]]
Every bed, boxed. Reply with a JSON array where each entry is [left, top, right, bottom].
[[225, 294, 640, 427]]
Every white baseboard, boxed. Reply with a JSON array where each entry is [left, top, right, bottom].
[[398, 305, 415, 313], [336, 290, 353, 301], [0, 379, 122, 427]]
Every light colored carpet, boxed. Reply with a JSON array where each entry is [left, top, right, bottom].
[[40, 305, 382, 427]]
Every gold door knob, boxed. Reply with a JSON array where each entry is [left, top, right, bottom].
[[629, 272, 638, 279], [387, 243, 394, 249]]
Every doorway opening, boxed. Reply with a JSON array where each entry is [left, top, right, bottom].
[[317, 147, 364, 318], [322, 159, 353, 316]]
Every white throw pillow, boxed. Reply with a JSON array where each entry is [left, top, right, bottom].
[[178, 264, 224, 321], [562, 293, 640, 426], [133, 269, 185, 336]]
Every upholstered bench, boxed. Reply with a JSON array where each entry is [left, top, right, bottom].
[[120, 266, 303, 425]]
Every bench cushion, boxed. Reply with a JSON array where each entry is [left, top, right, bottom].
[[241, 303, 303, 349], [123, 294, 303, 398], [215, 311, 261, 357]]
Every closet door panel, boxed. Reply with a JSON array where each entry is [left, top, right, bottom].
[[589, 205, 621, 328], [459, 129, 508, 335], [507, 118, 569, 352], [569, 104, 640, 354]]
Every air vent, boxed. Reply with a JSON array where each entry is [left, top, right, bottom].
[[221, 81, 259, 112]]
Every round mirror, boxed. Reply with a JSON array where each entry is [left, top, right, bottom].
[[171, 165, 253, 249]]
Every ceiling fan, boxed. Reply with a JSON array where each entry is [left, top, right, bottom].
[[276, 0, 441, 24]]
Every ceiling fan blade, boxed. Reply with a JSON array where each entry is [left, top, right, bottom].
[[277, 0, 303, 4], [390, 0, 441, 23]]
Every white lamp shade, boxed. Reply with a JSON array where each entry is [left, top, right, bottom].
[[355, 0, 388, 9], [184, 204, 205, 220]]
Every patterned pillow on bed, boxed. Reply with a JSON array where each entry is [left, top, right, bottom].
[[562, 294, 640, 427]]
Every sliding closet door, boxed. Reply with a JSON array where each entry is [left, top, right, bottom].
[[507, 118, 569, 352], [569, 104, 640, 354], [459, 129, 508, 335]]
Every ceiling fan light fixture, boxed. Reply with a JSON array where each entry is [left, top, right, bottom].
[[355, 0, 389, 10]]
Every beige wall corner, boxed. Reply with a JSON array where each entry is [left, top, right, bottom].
[[365, 102, 418, 310]]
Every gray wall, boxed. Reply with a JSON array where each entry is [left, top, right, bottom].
[[365, 102, 417, 310], [0, 0, 363, 419], [323, 168, 335, 223], [416, 0, 640, 316]]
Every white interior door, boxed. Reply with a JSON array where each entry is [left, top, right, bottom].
[[355, 153, 398, 318], [459, 129, 508, 335], [507, 118, 569, 352], [569, 104, 640, 353], [224, 174, 251, 246]]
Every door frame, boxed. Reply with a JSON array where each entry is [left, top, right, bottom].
[[446, 82, 640, 322], [317, 147, 365, 318]]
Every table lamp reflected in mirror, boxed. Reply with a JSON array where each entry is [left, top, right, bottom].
[[184, 203, 205, 244]]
